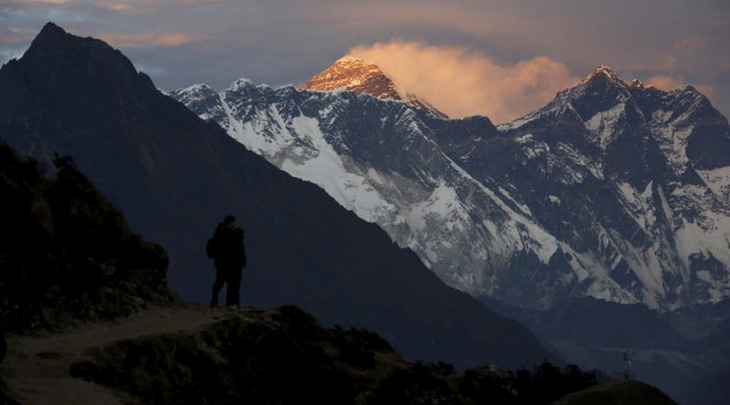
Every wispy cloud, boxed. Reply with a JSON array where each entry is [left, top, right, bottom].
[[98, 32, 208, 47], [350, 41, 578, 124], [98, 2, 132, 11], [0, 30, 35, 43], [696, 84, 717, 98], [21, 0, 67, 4], [647, 75, 685, 91]]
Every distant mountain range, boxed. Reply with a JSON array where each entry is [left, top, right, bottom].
[[173, 56, 730, 314], [0, 22, 554, 371]]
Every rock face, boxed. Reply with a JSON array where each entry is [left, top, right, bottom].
[[175, 63, 730, 313], [0, 23, 554, 370]]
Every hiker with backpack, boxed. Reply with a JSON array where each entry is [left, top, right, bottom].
[[207, 215, 246, 309]]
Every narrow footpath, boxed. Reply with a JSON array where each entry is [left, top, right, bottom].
[[1, 303, 247, 405]]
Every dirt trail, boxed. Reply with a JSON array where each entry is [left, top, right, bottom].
[[1, 303, 245, 405]]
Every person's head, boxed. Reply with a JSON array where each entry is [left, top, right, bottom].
[[223, 215, 236, 228]]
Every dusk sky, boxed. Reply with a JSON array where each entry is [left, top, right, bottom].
[[1, 0, 728, 123]]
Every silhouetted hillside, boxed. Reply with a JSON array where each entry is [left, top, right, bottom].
[[0, 139, 176, 332], [554, 380, 679, 405], [69, 305, 608, 405]]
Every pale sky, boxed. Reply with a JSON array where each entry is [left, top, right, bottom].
[[1, 0, 728, 123]]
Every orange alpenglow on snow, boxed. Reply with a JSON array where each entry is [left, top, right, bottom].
[[299, 55, 448, 119]]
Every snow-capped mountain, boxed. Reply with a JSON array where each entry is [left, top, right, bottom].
[[171, 63, 730, 312], [299, 55, 448, 119], [299, 55, 400, 99], [492, 66, 730, 310]]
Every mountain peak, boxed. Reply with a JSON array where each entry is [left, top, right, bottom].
[[38, 22, 66, 37], [298, 54, 400, 99], [26, 22, 72, 55], [26, 23, 151, 75], [546, 64, 633, 108], [628, 78, 650, 89], [334, 55, 373, 65], [24, 21, 109, 65], [582, 65, 622, 84], [299, 55, 448, 119]]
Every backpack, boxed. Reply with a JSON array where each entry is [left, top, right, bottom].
[[206, 235, 219, 259]]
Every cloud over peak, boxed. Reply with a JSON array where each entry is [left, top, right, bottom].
[[350, 41, 578, 124]]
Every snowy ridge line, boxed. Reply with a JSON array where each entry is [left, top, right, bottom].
[[171, 66, 730, 312]]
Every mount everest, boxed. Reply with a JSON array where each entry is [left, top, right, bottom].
[[298, 55, 448, 120], [172, 57, 730, 313]]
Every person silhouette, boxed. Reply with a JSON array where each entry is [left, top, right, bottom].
[[208, 215, 246, 309]]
